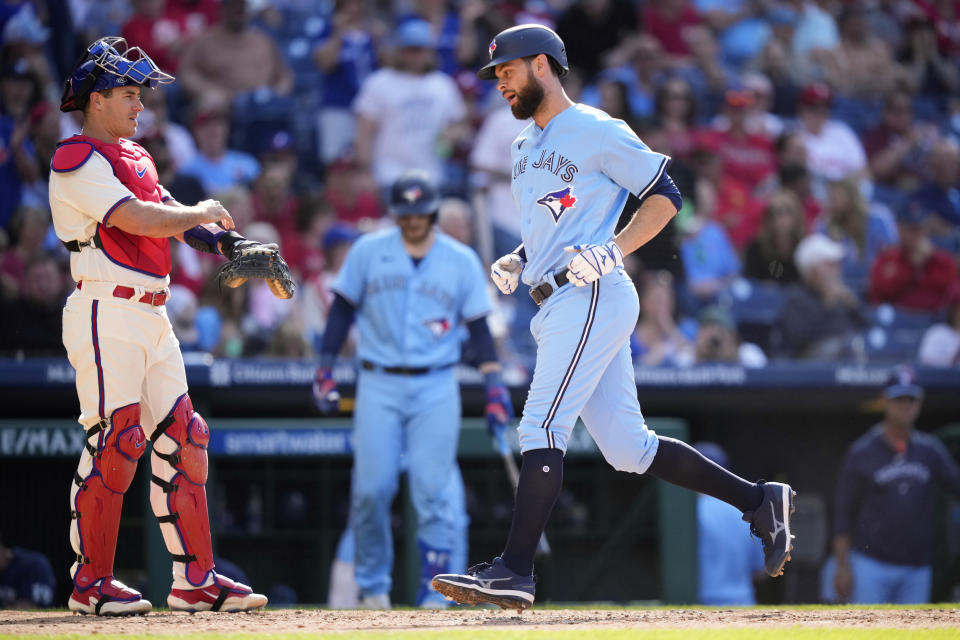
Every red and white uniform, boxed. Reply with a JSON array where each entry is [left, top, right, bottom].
[[51, 135, 188, 439], [50, 135, 212, 593]]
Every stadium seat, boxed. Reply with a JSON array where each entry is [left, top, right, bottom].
[[727, 278, 787, 350], [861, 305, 938, 362]]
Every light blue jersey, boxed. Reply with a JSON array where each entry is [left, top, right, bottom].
[[510, 104, 669, 285], [334, 225, 491, 602], [509, 103, 668, 466], [333, 227, 491, 368]]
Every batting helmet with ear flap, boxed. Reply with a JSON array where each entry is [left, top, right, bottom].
[[478, 24, 569, 80], [60, 36, 174, 112], [389, 170, 440, 221]]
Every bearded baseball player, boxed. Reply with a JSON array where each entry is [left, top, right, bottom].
[[312, 170, 513, 608], [51, 37, 290, 615], [432, 24, 796, 611]]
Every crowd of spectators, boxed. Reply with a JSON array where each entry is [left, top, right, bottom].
[[2, 0, 960, 370]]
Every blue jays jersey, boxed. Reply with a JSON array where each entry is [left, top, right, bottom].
[[333, 228, 491, 368], [511, 104, 670, 285]]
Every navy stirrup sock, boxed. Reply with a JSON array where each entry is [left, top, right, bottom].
[[646, 436, 763, 513], [500, 448, 564, 576]]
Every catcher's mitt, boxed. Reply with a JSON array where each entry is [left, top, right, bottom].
[[217, 242, 296, 299]]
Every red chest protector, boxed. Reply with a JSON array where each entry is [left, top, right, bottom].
[[52, 135, 171, 277]]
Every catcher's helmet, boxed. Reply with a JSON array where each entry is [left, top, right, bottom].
[[389, 170, 440, 218], [477, 24, 569, 81], [60, 37, 174, 112]]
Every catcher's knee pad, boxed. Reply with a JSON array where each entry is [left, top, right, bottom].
[[150, 393, 214, 586], [70, 404, 146, 587]]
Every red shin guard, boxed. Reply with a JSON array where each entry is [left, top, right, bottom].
[[151, 394, 215, 586], [72, 404, 146, 588]]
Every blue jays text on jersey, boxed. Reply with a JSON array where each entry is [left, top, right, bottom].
[[513, 149, 579, 183], [509, 104, 669, 286]]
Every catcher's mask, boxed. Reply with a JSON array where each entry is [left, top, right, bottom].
[[60, 36, 174, 113], [389, 170, 440, 224]]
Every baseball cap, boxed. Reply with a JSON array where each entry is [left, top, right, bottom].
[[884, 365, 923, 400], [800, 82, 832, 106], [395, 19, 435, 49], [794, 233, 845, 276], [322, 224, 359, 252]]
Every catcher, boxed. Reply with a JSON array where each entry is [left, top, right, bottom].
[[51, 36, 292, 615]]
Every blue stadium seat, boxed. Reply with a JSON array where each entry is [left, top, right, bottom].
[[861, 304, 939, 363], [862, 325, 926, 363], [727, 278, 787, 350], [866, 304, 939, 330]]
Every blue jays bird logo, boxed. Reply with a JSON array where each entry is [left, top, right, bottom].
[[403, 186, 422, 203], [425, 317, 452, 338], [537, 186, 577, 223], [489, 40, 497, 58]]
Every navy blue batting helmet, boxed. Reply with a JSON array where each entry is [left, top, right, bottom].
[[389, 170, 440, 217], [477, 24, 569, 81], [61, 37, 174, 112]]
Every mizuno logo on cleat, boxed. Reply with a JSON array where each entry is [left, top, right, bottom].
[[767, 502, 785, 544], [477, 577, 513, 589]]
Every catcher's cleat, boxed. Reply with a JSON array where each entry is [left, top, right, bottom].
[[743, 481, 797, 577], [432, 557, 535, 613], [168, 573, 267, 612], [68, 577, 152, 616]]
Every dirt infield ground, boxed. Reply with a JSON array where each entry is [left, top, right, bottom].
[[2, 607, 959, 635]]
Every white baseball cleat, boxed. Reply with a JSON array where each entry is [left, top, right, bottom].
[[167, 573, 267, 612], [68, 577, 152, 616]]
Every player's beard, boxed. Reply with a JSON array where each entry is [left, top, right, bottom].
[[399, 216, 433, 245], [511, 68, 545, 120]]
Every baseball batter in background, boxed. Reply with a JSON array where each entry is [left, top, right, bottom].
[[312, 170, 513, 608], [51, 38, 291, 615], [433, 25, 797, 611]]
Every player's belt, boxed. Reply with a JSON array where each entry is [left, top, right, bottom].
[[529, 268, 570, 306], [77, 280, 169, 306], [62, 235, 103, 252], [360, 360, 453, 376]]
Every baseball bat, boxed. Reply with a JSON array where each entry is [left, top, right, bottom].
[[494, 430, 552, 558]]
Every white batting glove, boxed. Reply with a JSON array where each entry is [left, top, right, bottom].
[[565, 241, 623, 287], [490, 252, 524, 295]]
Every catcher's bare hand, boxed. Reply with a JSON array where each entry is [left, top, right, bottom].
[[197, 199, 234, 230], [217, 242, 296, 299]]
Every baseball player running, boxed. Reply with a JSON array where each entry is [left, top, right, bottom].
[[432, 25, 796, 611], [51, 37, 288, 615], [312, 170, 513, 608]]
